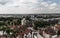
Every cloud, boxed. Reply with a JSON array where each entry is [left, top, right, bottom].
[[49, 3, 57, 9], [40, 2, 49, 7], [0, 0, 9, 5], [0, 0, 60, 14]]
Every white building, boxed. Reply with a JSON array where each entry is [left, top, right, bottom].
[[21, 18, 26, 25], [0, 31, 7, 35], [43, 31, 51, 38], [0, 31, 3, 35], [32, 31, 43, 38], [52, 35, 57, 38], [37, 33, 43, 38]]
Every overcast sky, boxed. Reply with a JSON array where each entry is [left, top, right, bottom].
[[0, 0, 60, 14]]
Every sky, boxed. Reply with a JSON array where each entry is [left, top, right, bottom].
[[0, 0, 60, 14]]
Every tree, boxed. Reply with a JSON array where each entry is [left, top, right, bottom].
[[33, 21, 44, 30], [25, 16, 31, 21], [5, 28, 16, 36], [17, 19, 21, 25], [33, 20, 51, 30], [57, 30, 60, 36], [0, 22, 5, 26]]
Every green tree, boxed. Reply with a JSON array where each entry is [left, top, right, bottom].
[[0, 22, 5, 26], [57, 30, 60, 36], [33, 20, 51, 30]]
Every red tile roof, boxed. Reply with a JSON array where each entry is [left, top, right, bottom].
[[55, 24, 60, 30], [45, 27, 56, 35], [24, 29, 32, 34]]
